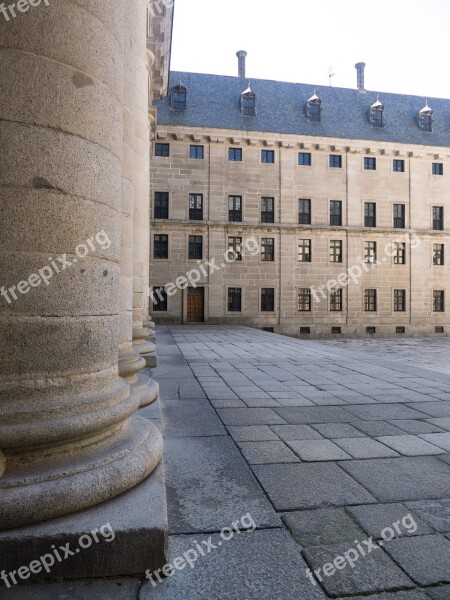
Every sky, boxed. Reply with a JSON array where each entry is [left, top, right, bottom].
[[171, 0, 450, 100]]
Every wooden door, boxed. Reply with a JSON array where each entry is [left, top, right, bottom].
[[187, 288, 205, 323]]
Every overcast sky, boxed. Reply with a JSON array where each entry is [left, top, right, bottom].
[[171, 0, 450, 100]]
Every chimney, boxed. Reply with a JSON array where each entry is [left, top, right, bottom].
[[355, 62, 366, 91], [236, 50, 247, 79]]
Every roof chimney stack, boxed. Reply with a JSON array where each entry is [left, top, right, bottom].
[[355, 62, 366, 91], [236, 50, 247, 79]]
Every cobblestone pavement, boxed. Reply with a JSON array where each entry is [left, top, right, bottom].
[[8, 327, 450, 600]]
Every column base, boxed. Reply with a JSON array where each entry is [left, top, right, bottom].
[[130, 372, 159, 407], [0, 462, 168, 582]]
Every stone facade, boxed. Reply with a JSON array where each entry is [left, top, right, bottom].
[[149, 128, 450, 338]]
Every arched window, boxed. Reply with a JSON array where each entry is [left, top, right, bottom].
[[419, 101, 433, 132], [306, 91, 322, 122], [170, 84, 187, 110], [241, 84, 256, 116], [370, 96, 385, 128]]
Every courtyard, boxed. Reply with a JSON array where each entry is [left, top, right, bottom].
[[7, 326, 450, 599]]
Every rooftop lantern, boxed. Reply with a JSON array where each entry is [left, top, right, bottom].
[[240, 83, 256, 116], [419, 100, 433, 132], [370, 95, 385, 127], [170, 83, 187, 110], [306, 90, 322, 122]]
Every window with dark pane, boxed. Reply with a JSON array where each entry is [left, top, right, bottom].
[[154, 192, 169, 219], [189, 194, 203, 220]]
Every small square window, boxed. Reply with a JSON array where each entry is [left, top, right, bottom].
[[364, 157, 376, 170], [262, 327, 274, 333], [229, 148, 242, 162], [189, 145, 204, 159], [151, 286, 168, 312], [329, 155, 342, 168], [393, 159, 405, 172], [298, 152, 312, 166], [155, 143, 170, 157], [261, 150, 275, 164], [435, 326, 445, 334], [366, 326, 376, 334], [396, 326, 406, 334], [332, 327, 342, 335], [261, 288, 275, 312], [432, 163, 444, 176], [300, 327, 311, 334]]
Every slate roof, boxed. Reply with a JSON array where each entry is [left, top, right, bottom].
[[154, 71, 450, 148]]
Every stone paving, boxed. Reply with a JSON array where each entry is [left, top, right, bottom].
[[6, 326, 450, 599]]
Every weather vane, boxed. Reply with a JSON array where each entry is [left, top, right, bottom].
[[329, 67, 335, 87]]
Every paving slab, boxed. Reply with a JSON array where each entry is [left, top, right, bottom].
[[407, 402, 450, 418], [216, 408, 286, 426], [334, 437, 400, 459], [270, 424, 323, 441], [287, 439, 352, 461], [426, 585, 450, 599], [0, 580, 140, 599], [302, 541, 414, 597], [377, 435, 445, 456], [347, 503, 434, 538], [427, 417, 450, 431], [390, 420, 446, 434], [237, 441, 300, 464], [384, 534, 450, 586], [344, 404, 428, 421], [162, 400, 227, 438], [340, 457, 450, 502], [274, 406, 355, 424], [351, 421, 406, 436], [282, 508, 366, 547], [405, 499, 450, 532], [140, 529, 328, 600], [311, 423, 367, 439], [226, 425, 279, 442], [419, 432, 450, 451], [338, 592, 430, 600], [253, 463, 376, 511], [164, 436, 280, 534]]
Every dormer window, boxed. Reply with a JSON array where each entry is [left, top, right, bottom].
[[370, 96, 385, 127], [306, 91, 322, 122], [170, 84, 187, 110], [241, 84, 256, 116], [419, 101, 433, 132]]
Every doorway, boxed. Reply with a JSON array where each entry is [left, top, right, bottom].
[[187, 288, 205, 323]]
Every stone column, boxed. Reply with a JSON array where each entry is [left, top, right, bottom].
[[0, 0, 162, 530], [119, 0, 158, 403]]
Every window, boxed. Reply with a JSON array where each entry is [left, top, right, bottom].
[[364, 157, 376, 170], [393, 159, 405, 172], [366, 327, 376, 335], [436, 326, 445, 333], [330, 288, 343, 312], [307, 93, 322, 122], [188, 235, 203, 260], [393, 242, 406, 265], [298, 239, 312, 263], [170, 85, 187, 110], [330, 201, 342, 226], [261, 150, 275, 164], [433, 290, 445, 312], [364, 202, 376, 227], [228, 288, 242, 312], [262, 327, 274, 333], [300, 327, 311, 334], [229, 148, 242, 162], [370, 98, 385, 127], [433, 206, 444, 230], [432, 163, 444, 176], [330, 240, 343, 263], [332, 327, 342, 335], [433, 244, 445, 266], [261, 288, 275, 312], [299, 199, 311, 225], [394, 289, 406, 312], [364, 289, 377, 312], [396, 326, 406, 334], [261, 238, 275, 262], [422, 115, 433, 132], [229, 195, 242, 222], [155, 143, 170, 157], [298, 152, 312, 166], [261, 197, 275, 223], [393, 204, 406, 228], [152, 286, 168, 312], [228, 237, 242, 261], [298, 289, 311, 312], [364, 241, 377, 264], [241, 92, 256, 116], [189, 194, 203, 220], [154, 192, 169, 219], [154, 234, 168, 259], [329, 155, 342, 168], [189, 145, 204, 159]]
